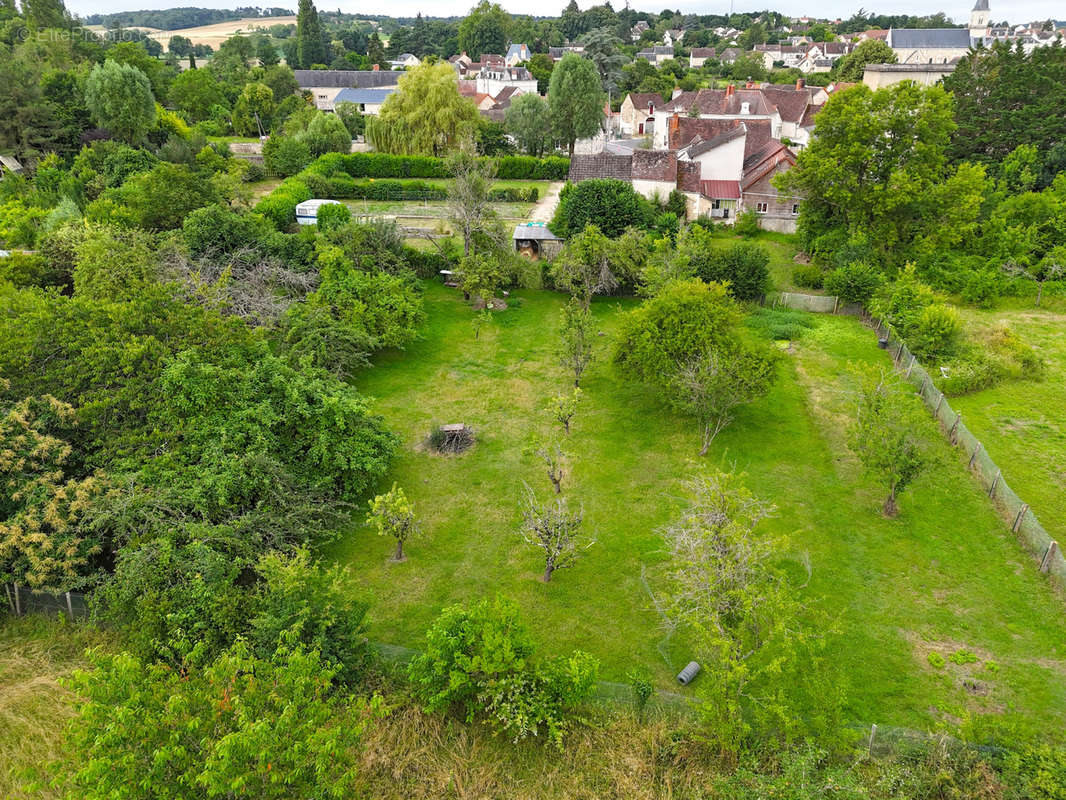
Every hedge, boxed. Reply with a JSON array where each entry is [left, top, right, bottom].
[[301, 152, 570, 181]]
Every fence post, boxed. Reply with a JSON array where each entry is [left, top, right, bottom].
[[4, 583, 13, 614], [66, 591, 74, 618], [988, 469, 1001, 498], [935, 392, 944, 415], [832, 295, 839, 314], [968, 441, 981, 469], [1012, 503, 1029, 533], [950, 412, 962, 445], [905, 356, 914, 378], [895, 342, 904, 363], [1040, 542, 1060, 575], [920, 375, 928, 397], [13, 582, 20, 616]]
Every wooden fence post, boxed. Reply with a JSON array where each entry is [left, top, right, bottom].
[[13, 582, 20, 616], [935, 393, 944, 414], [920, 375, 928, 397], [969, 441, 982, 469], [66, 591, 74, 618], [4, 583, 12, 614], [1013, 503, 1029, 533], [951, 412, 962, 445], [988, 469, 1001, 498], [1040, 542, 1060, 574], [906, 356, 914, 377]]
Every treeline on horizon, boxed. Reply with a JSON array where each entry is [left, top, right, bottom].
[[79, 5, 968, 35]]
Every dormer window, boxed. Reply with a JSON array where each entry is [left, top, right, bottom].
[[740, 102, 751, 114]]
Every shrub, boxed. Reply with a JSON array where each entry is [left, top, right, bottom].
[[909, 303, 963, 361], [927, 652, 946, 668], [961, 270, 1001, 308], [241, 161, 267, 182], [949, 649, 978, 665], [823, 260, 883, 305], [654, 211, 680, 241], [263, 135, 312, 177], [316, 201, 351, 231], [792, 263, 824, 289], [550, 179, 651, 238], [408, 598, 598, 748], [403, 246, 455, 279], [182, 204, 273, 257], [664, 189, 687, 217], [734, 208, 761, 237], [255, 178, 312, 229], [746, 307, 816, 341], [0, 251, 64, 289], [687, 240, 771, 302]]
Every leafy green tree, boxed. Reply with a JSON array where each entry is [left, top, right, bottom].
[[459, 251, 509, 310], [366, 62, 478, 156], [316, 201, 351, 231], [577, 27, 626, 95], [263, 134, 312, 176], [114, 163, 221, 230], [528, 52, 555, 94], [73, 224, 159, 299], [295, 0, 327, 68], [548, 53, 606, 156], [458, 0, 511, 58], [300, 110, 352, 155], [547, 387, 582, 434], [777, 83, 958, 266], [678, 232, 770, 301], [557, 297, 596, 387], [366, 483, 417, 562], [256, 34, 280, 66], [505, 92, 552, 157], [823, 260, 884, 305], [83, 60, 157, 144], [666, 344, 776, 454], [366, 31, 386, 67], [834, 38, 897, 82], [550, 179, 647, 238], [168, 34, 193, 58], [550, 222, 619, 306], [661, 467, 840, 761], [66, 639, 382, 799], [169, 67, 228, 121], [334, 101, 365, 137], [848, 369, 935, 516], [232, 81, 275, 136], [107, 40, 174, 104], [446, 149, 499, 257]]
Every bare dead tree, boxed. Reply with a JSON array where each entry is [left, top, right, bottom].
[[519, 486, 593, 582], [557, 298, 596, 387], [446, 150, 501, 258]]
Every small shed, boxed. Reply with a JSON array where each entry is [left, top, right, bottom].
[[513, 223, 564, 260], [295, 198, 345, 226], [0, 155, 25, 175]]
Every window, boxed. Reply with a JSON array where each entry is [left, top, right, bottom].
[[791, 203, 800, 215], [711, 199, 721, 209], [756, 202, 768, 214]]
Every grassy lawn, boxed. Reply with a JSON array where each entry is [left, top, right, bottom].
[[949, 307, 1066, 543], [331, 282, 1066, 736]]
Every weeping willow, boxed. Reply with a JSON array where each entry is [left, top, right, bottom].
[[365, 62, 479, 156]]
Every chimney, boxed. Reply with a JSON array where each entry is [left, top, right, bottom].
[[745, 79, 754, 89], [725, 84, 735, 97], [796, 77, 805, 90], [648, 101, 654, 114], [670, 112, 680, 134], [372, 64, 379, 71]]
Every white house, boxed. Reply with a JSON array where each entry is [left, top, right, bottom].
[[330, 87, 397, 115], [475, 66, 538, 97], [388, 53, 420, 69]]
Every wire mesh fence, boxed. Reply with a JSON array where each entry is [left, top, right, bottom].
[[769, 288, 1064, 587], [4, 583, 89, 619]]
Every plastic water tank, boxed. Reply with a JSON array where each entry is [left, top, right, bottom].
[[677, 661, 701, 685]]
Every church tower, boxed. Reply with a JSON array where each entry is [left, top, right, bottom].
[[969, 0, 990, 44]]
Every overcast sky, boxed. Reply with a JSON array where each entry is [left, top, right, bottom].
[[65, 0, 1062, 27]]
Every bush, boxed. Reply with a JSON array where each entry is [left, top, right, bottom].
[[241, 161, 267, 182], [909, 303, 963, 361], [823, 260, 883, 305], [263, 135, 312, 177], [961, 270, 1001, 308], [0, 251, 65, 289], [664, 189, 687, 217], [182, 203, 273, 257], [403, 246, 455, 279], [688, 241, 770, 301], [550, 179, 651, 238], [408, 597, 597, 748], [792, 263, 823, 289], [734, 208, 761, 237], [255, 178, 312, 229], [746, 307, 817, 341], [316, 201, 351, 231]]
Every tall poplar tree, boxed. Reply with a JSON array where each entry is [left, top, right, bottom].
[[296, 0, 326, 68], [548, 53, 605, 156]]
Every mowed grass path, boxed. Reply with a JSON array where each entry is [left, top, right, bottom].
[[333, 282, 1066, 735], [950, 307, 1066, 543]]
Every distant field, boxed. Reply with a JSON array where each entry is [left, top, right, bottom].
[[142, 15, 297, 49]]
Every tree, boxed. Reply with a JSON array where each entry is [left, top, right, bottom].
[[66, 640, 382, 799], [366, 62, 479, 156], [776, 83, 958, 266], [231, 81, 275, 136], [577, 27, 626, 96], [458, 0, 511, 58], [366, 483, 417, 561], [550, 179, 648, 238], [666, 346, 776, 455], [459, 251, 509, 310], [519, 487, 592, 581], [547, 388, 582, 434], [366, 32, 386, 67], [115, 163, 221, 231], [525, 436, 567, 494], [295, 0, 326, 68], [169, 67, 227, 121], [505, 92, 552, 156], [848, 369, 934, 516], [1004, 249, 1066, 307], [679, 233, 771, 301], [528, 52, 555, 94], [548, 53, 606, 157], [834, 38, 897, 82], [557, 297, 596, 387], [83, 60, 157, 144], [447, 149, 499, 257], [168, 34, 193, 58], [550, 223, 619, 307], [661, 468, 838, 760], [256, 34, 280, 66]]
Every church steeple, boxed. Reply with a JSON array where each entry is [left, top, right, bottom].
[[969, 0, 990, 44]]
